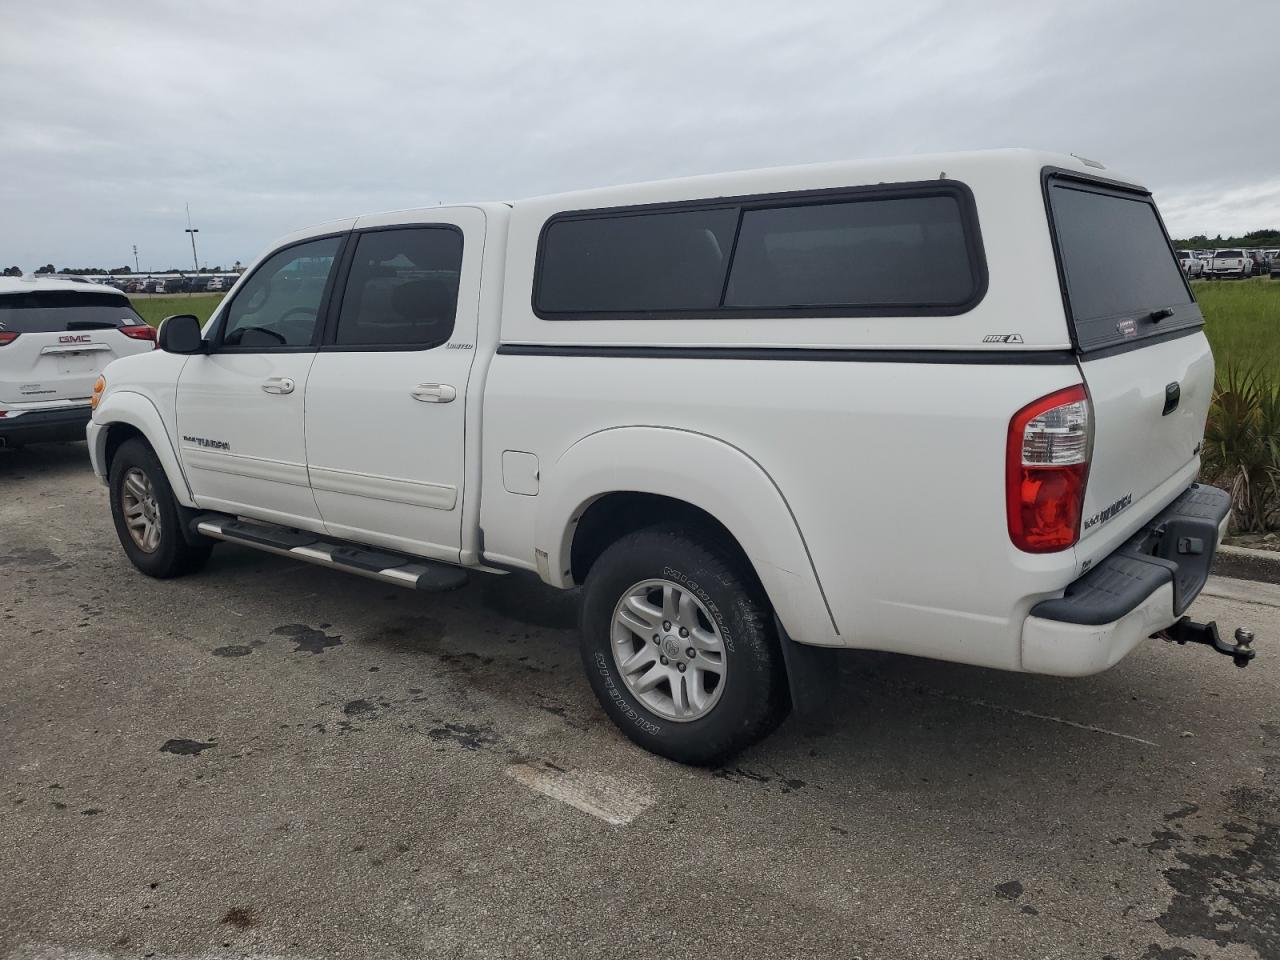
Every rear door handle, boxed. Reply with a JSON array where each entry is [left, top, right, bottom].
[[262, 377, 295, 395], [412, 383, 456, 403]]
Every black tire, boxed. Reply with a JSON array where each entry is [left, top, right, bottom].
[[108, 437, 212, 578], [579, 524, 790, 765]]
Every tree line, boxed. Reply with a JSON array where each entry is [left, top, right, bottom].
[[1170, 228, 1280, 248]]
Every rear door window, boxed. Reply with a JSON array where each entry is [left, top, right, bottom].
[[1047, 177, 1200, 352], [0, 291, 142, 332], [331, 227, 463, 349]]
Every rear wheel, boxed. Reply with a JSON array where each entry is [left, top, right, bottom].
[[109, 437, 212, 578], [579, 524, 790, 765]]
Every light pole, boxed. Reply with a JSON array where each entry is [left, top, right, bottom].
[[184, 204, 199, 294], [132, 244, 139, 274]]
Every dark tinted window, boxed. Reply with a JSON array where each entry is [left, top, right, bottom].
[[536, 208, 738, 314], [1215, 249, 1243, 258], [0, 291, 142, 333], [222, 236, 341, 349], [1048, 182, 1196, 351], [725, 195, 974, 308], [334, 228, 462, 348], [534, 187, 983, 317]]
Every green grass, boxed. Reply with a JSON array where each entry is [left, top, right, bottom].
[[1191, 277, 1280, 373], [132, 294, 225, 328]]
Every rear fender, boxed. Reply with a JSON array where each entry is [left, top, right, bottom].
[[535, 426, 840, 646], [90, 390, 195, 508]]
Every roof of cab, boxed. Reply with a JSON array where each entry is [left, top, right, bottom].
[[0, 276, 131, 297]]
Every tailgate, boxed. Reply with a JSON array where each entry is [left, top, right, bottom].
[[1044, 172, 1212, 555]]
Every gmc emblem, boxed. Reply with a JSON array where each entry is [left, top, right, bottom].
[[59, 335, 92, 344]]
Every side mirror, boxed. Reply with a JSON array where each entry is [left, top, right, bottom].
[[157, 314, 205, 354]]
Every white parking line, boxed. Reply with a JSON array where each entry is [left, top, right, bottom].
[[505, 763, 655, 826]]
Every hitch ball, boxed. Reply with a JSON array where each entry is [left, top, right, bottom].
[[1234, 628, 1256, 665]]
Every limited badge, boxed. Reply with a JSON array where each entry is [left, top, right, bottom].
[[1117, 318, 1137, 338]]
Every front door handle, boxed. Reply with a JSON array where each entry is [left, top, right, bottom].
[[262, 377, 295, 395], [412, 383, 456, 403]]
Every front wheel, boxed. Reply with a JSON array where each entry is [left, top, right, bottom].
[[109, 437, 212, 578], [579, 524, 790, 765]]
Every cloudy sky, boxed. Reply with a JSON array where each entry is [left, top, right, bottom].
[[1, 0, 1275, 271]]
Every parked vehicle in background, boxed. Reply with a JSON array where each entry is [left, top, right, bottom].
[[1207, 249, 1253, 278], [89, 149, 1249, 764], [206, 277, 225, 292], [0, 278, 155, 447], [124, 280, 144, 293], [1249, 251, 1269, 276], [182, 276, 209, 293], [1176, 250, 1205, 278], [1272, 256, 1280, 279]]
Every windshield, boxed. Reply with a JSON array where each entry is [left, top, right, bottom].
[[1047, 178, 1198, 352], [1215, 250, 1244, 258], [0, 290, 143, 333]]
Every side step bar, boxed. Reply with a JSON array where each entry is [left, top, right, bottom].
[[191, 513, 469, 592]]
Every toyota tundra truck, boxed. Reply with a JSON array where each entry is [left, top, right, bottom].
[[87, 149, 1254, 764]]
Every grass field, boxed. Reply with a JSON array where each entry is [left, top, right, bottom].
[[132, 293, 225, 328], [1192, 277, 1280, 374]]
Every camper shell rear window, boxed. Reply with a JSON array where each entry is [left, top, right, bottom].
[[1044, 171, 1202, 354]]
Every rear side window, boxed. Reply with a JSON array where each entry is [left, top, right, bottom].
[[332, 227, 462, 348], [536, 208, 737, 314], [724, 196, 974, 309], [0, 291, 142, 333], [534, 184, 985, 319], [1047, 178, 1198, 352]]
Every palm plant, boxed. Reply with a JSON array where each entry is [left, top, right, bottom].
[[1202, 365, 1280, 532]]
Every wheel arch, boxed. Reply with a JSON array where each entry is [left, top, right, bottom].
[[535, 426, 840, 646], [91, 391, 195, 508]]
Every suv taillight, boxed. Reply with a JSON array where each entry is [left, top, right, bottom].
[[1006, 384, 1091, 553], [119, 324, 157, 347], [0, 331, 18, 346]]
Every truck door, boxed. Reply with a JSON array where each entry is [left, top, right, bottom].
[[176, 232, 346, 526], [302, 209, 485, 562]]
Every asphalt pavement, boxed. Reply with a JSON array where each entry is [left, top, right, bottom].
[[2, 442, 1278, 960]]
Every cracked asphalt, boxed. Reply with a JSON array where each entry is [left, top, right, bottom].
[[2, 442, 1279, 960]]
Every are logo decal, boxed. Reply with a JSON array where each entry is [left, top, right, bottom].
[[1082, 493, 1133, 531], [982, 334, 1024, 344], [182, 435, 231, 451]]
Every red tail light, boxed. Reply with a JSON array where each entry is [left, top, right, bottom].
[[119, 324, 157, 348], [0, 331, 18, 346], [1006, 384, 1091, 553]]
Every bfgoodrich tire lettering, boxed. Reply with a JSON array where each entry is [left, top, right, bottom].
[[109, 437, 212, 579], [580, 524, 790, 765]]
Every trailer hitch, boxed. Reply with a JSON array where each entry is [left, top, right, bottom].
[[1156, 617, 1256, 668]]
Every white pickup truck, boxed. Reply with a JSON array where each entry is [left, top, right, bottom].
[[1206, 249, 1253, 279], [88, 149, 1255, 764]]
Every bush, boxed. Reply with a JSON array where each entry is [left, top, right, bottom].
[[1202, 366, 1280, 532]]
